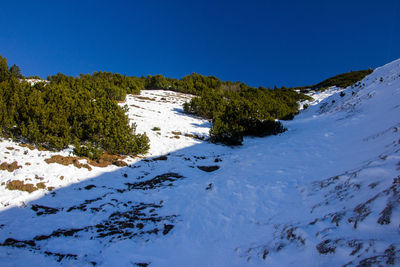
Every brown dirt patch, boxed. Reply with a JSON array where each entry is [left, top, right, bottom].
[[0, 161, 22, 172]]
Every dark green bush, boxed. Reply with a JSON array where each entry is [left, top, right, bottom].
[[209, 99, 287, 145], [0, 55, 149, 159], [73, 143, 104, 160], [311, 69, 372, 91]]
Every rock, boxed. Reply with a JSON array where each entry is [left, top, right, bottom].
[[197, 165, 220, 172], [163, 224, 174, 235]]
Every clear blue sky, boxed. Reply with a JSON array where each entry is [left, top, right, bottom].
[[1, 0, 399, 87]]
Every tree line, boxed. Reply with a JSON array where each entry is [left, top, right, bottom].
[[0, 54, 372, 153], [0, 55, 149, 159]]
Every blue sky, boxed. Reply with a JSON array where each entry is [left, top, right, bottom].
[[1, 0, 399, 87]]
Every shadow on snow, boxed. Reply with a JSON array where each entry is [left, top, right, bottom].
[[0, 140, 227, 266]]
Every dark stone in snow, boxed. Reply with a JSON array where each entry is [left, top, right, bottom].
[[197, 165, 220, 172], [163, 224, 174, 235]]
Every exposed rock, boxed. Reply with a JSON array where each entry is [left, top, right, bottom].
[[197, 165, 220, 172]]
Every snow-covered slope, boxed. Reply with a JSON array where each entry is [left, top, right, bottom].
[[0, 59, 399, 266], [122, 90, 210, 157]]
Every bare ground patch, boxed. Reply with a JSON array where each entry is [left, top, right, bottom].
[[5, 180, 53, 193], [0, 161, 22, 172], [45, 154, 128, 170]]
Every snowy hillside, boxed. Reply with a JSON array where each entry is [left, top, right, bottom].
[[0, 59, 399, 266]]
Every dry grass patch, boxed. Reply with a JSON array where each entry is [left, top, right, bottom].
[[184, 133, 205, 140], [45, 156, 92, 171], [6, 180, 54, 193], [0, 161, 22, 172], [36, 182, 46, 189], [19, 143, 47, 151], [135, 96, 155, 101], [130, 104, 141, 108], [45, 154, 128, 170], [19, 143, 35, 150], [89, 153, 128, 167], [6, 180, 38, 193], [35, 175, 44, 181]]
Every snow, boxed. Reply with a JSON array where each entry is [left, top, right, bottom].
[[299, 86, 344, 109], [21, 78, 49, 86], [1, 59, 400, 266], [121, 90, 210, 156]]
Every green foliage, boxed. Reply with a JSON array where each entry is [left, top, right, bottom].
[[183, 84, 306, 145], [48, 71, 144, 101], [179, 68, 372, 145], [143, 73, 311, 141], [73, 143, 104, 160], [183, 88, 226, 119], [1, 53, 371, 150], [0, 55, 10, 82], [209, 99, 287, 145], [311, 69, 373, 91], [26, 75, 43, 79], [145, 74, 171, 89], [143, 73, 222, 95], [151, 127, 161, 131], [210, 116, 244, 145], [0, 55, 149, 159], [9, 64, 23, 79]]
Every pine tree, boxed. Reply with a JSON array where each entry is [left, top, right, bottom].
[[0, 55, 10, 82]]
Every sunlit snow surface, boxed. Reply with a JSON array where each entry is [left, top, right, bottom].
[[0, 59, 400, 266]]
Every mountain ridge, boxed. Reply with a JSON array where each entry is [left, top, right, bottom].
[[0, 59, 399, 266]]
